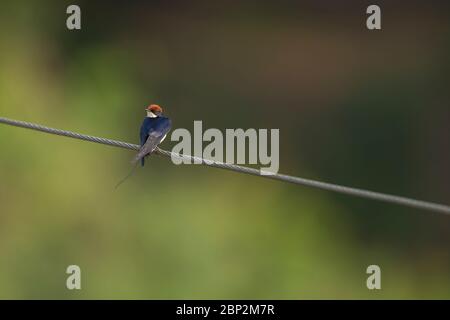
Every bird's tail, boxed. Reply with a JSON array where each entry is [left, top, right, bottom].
[[116, 145, 153, 188], [115, 161, 139, 189], [132, 148, 148, 167]]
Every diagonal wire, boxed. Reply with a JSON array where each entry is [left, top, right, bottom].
[[1, 116, 449, 215]]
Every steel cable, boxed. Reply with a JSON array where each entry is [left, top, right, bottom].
[[1, 116, 449, 215]]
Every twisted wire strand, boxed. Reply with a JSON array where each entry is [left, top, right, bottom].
[[1, 116, 449, 215]]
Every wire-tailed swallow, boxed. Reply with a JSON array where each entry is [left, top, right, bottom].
[[134, 104, 172, 166]]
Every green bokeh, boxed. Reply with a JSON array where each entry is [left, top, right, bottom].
[[0, 1, 449, 299]]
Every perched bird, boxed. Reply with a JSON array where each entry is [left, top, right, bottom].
[[134, 104, 172, 166], [115, 104, 171, 188]]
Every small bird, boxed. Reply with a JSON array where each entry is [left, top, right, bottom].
[[134, 104, 172, 166], [115, 104, 171, 188]]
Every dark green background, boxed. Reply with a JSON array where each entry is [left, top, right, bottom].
[[0, 1, 449, 298]]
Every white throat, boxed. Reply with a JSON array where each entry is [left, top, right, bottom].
[[146, 111, 157, 118]]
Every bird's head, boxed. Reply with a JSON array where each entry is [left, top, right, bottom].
[[145, 104, 163, 118]]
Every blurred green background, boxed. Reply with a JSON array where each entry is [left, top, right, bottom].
[[0, 0, 449, 299]]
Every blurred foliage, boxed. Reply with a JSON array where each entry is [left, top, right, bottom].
[[0, 1, 449, 299]]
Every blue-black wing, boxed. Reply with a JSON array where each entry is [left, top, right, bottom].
[[139, 118, 151, 166], [134, 116, 172, 166]]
